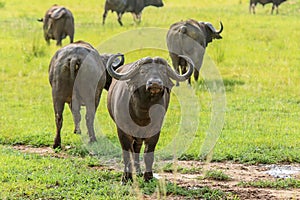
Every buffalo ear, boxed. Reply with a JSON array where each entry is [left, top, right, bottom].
[[214, 34, 222, 39], [37, 18, 43, 22]]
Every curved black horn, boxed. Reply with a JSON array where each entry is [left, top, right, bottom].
[[216, 21, 223, 34], [167, 55, 194, 82], [107, 54, 152, 81]]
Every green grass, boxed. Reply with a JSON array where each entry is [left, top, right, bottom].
[[1, 0, 300, 164], [1, 0, 300, 198], [0, 146, 130, 199], [0, 1, 5, 8], [0, 145, 234, 199], [139, 179, 234, 199], [204, 170, 232, 181]]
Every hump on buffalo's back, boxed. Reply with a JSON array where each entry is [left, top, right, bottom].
[[50, 7, 67, 19]]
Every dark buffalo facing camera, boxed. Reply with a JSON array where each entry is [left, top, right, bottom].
[[106, 54, 194, 183]]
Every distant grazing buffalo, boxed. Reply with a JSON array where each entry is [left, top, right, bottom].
[[102, 0, 164, 26], [106, 54, 194, 183], [49, 41, 124, 149], [166, 19, 223, 86], [38, 5, 74, 46], [249, 0, 287, 14]]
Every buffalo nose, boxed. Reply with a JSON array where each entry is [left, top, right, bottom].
[[147, 78, 163, 88], [146, 79, 163, 94]]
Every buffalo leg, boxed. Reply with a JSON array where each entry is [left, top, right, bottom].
[[271, 5, 275, 14], [133, 138, 143, 176], [117, 128, 134, 183], [102, 10, 108, 25], [250, 3, 256, 14], [271, 5, 279, 14], [136, 13, 142, 24], [69, 35, 74, 44], [56, 38, 62, 46], [86, 87, 103, 139], [45, 35, 50, 45], [53, 100, 65, 149], [194, 69, 199, 82], [94, 87, 102, 112], [117, 12, 123, 26], [69, 100, 81, 134], [132, 13, 141, 24], [143, 132, 160, 181], [85, 105, 97, 143], [132, 13, 137, 22]]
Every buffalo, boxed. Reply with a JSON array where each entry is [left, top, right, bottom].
[[166, 19, 223, 86], [38, 5, 74, 46], [249, 0, 287, 14], [106, 54, 194, 183], [102, 0, 164, 26], [49, 41, 124, 149]]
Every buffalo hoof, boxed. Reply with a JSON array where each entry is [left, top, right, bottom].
[[88, 137, 97, 144], [53, 143, 61, 150], [121, 172, 133, 185], [143, 172, 153, 182], [53, 137, 61, 150]]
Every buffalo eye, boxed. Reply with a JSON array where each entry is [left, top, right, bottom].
[[140, 68, 147, 75]]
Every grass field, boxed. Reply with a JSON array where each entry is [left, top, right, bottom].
[[1, 0, 300, 199]]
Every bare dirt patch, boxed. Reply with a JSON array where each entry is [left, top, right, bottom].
[[13, 145, 68, 158], [13, 145, 300, 200], [156, 161, 300, 200]]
